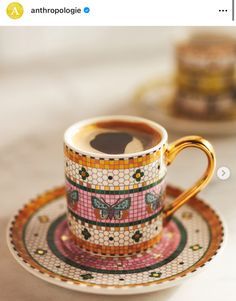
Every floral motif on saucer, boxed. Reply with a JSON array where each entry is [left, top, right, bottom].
[[7, 185, 224, 295]]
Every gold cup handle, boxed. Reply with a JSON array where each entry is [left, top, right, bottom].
[[163, 136, 216, 219]]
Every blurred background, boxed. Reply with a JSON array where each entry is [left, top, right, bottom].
[[1, 26, 236, 212], [0, 27, 235, 301]]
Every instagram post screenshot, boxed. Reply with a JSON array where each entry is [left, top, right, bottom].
[[0, 2, 235, 301]]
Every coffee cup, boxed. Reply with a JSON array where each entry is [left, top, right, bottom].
[[64, 115, 215, 256]]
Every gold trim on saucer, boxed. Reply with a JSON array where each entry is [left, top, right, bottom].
[[8, 185, 224, 289]]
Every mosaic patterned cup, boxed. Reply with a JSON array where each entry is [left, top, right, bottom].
[[64, 116, 215, 256]]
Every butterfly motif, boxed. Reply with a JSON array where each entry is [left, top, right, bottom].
[[91, 196, 131, 220], [67, 190, 79, 208], [145, 190, 164, 212]]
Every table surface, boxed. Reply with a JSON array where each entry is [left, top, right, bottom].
[[0, 56, 235, 301]]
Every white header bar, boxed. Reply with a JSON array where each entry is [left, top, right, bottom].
[[0, 0, 235, 26]]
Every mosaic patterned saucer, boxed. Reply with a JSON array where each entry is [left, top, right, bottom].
[[7, 185, 224, 295]]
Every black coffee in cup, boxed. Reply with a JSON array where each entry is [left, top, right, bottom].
[[72, 119, 162, 155]]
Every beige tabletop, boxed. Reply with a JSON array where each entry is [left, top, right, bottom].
[[0, 27, 235, 301]]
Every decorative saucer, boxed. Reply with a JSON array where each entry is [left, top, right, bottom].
[[7, 185, 224, 295], [133, 75, 236, 136]]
